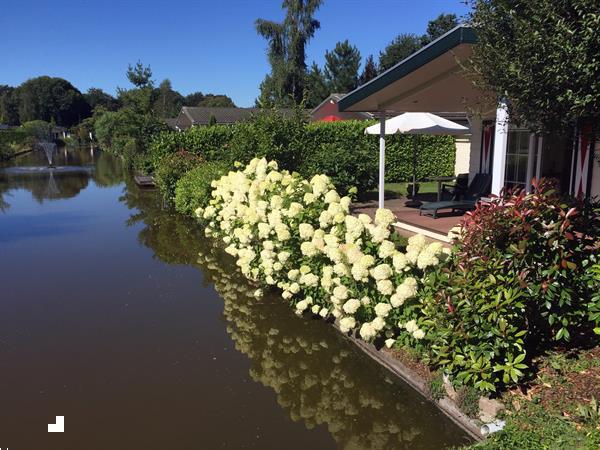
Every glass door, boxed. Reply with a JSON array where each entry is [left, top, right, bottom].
[[504, 129, 532, 190]]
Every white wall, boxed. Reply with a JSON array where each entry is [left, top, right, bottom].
[[466, 118, 483, 181], [591, 140, 600, 197], [454, 136, 471, 176]]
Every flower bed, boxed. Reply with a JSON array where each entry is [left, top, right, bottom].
[[197, 158, 447, 353]]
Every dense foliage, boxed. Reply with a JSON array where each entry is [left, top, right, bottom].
[[153, 150, 204, 202], [418, 181, 600, 391], [148, 114, 456, 197], [174, 161, 230, 216], [469, 0, 600, 134]]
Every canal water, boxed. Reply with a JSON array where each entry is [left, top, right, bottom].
[[0, 148, 471, 449]]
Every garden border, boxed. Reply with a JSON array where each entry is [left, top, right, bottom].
[[335, 322, 484, 442]]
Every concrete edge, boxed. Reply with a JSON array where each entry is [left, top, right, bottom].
[[393, 221, 452, 243], [334, 323, 484, 442]]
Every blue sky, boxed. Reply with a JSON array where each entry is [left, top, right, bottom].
[[1, 0, 471, 107]]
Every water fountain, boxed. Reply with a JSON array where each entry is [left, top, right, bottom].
[[39, 142, 57, 167]]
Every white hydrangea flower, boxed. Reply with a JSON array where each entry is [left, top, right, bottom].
[[311, 304, 320, 314], [333, 285, 349, 301], [359, 323, 377, 340], [358, 213, 372, 225], [375, 208, 395, 227], [298, 223, 315, 240], [378, 240, 396, 259], [392, 252, 408, 272], [376, 279, 394, 296], [413, 329, 426, 340], [342, 298, 361, 314], [385, 338, 395, 348], [339, 316, 356, 333], [319, 307, 329, 318], [361, 296, 371, 306], [374, 302, 392, 318], [324, 189, 340, 204], [370, 263, 392, 281]]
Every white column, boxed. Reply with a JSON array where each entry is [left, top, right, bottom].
[[378, 111, 386, 209], [525, 133, 536, 193], [491, 99, 509, 195]]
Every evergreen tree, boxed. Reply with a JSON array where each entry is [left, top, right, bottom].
[[305, 62, 329, 108], [324, 40, 361, 93], [153, 79, 183, 118], [183, 91, 205, 107], [423, 13, 458, 44], [256, 0, 323, 107], [378, 34, 421, 73], [359, 55, 378, 86]]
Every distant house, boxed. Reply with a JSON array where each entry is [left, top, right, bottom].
[[174, 107, 298, 131], [163, 118, 178, 130], [51, 126, 69, 139], [310, 94, 373, 122]]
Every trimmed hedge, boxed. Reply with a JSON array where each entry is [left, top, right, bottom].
[[174, 161, 230, 216], [148, 113, 456, 197]]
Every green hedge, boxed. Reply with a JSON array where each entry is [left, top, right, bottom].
[[174, 161, 230, 216], [148, 113, 456, 197]]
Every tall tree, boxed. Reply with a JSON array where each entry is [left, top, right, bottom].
[[378, 34, 421, 73], [153, 79, 183, 118], [324, 40, 361, 93], [305, 62, 329, 108], [0, 85, 20, 125], [197, 94, 236, 108], [16, 76, 91, 126], [118, 61, 155, 114], [183, 91, 205, 107], [256, 0, 323, 107], [423, 13, 458, 44], [85, 88, 120, 112], [126, 61, 154, 88], [359, 55, 378, 86], [469, 0, 600, 133]]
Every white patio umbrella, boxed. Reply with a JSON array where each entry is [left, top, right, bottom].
[[365, 112, 470, 208]]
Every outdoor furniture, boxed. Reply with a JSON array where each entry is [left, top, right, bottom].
[[430, 175, 457, 201], [441, 173, 469, 200], [419, 173, 492, 218]]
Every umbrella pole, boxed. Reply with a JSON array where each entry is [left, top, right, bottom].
[[412, 136, 417, 198], [378, 112, 386, 209]]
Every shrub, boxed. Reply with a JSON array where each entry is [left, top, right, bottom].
[[174, 161, 230, 216], [154, 150, 204, 202], [148, 115, 456, 197], [199, 157, 447, 351], [416, 180, 600, 392]]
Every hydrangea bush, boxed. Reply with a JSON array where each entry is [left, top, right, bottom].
[[196, 158, 448, 348]]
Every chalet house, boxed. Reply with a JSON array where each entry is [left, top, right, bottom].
[[339, 25, 599, 199], [310, 94, 373, 122]]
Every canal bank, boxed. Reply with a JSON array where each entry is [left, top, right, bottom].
[[0, 148, 473, 449]]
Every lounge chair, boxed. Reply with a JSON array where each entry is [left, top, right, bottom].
[[419, 173, 492, 219], [441, 173, 469, 200]]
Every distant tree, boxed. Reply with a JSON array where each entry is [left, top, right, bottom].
[[126, 61, 154, 88], [183, 91, 205, 106], [423, 13, 458, 44], [208, 114, 217, 126], [118, 61, 156, 114], [16, 76, 91, 126], [378, 14, 459, 74], [85, 88, 120, 112], [256, 0, 323, 107], [469, 0, 600, 134], [305, 62, 329, 108], [378, 33, 421, 73], [197, 94, 236, 108], [153, 79, 183, 118], [324, 40, 361, 93], [359, 55, 378, 86], [0, 85, 20, 125]]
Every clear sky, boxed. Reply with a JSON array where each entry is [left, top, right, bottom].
[[1, 0, 471, 107]]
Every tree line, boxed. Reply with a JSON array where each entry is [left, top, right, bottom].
[[255, 1, 458, 108], [0, 63, 236, 127]]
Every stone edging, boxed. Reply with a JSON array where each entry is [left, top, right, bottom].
[[335, 324, 484, 442]]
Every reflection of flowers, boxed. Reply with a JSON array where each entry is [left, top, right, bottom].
[[197, 158, 445, 345], [195, 238, 464, 450]]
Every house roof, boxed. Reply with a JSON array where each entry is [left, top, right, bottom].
[[310, 94, 373, 119], [180, 107, 298, 126], [163, 118, 178, 129], [338, 25, 482, 113]]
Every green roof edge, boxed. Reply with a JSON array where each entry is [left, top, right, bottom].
[[338, 25, 478, 112]]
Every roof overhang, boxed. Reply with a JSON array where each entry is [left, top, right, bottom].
[[339, 26, 492, 114]]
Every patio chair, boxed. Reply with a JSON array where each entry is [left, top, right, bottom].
[[419, 173, 492, 219], [441, 173, 469, 200]]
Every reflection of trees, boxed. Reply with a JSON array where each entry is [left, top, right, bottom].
[[0, 170, 90, 203], [121, 186, 469, 450], [93, 150, 124, 187]]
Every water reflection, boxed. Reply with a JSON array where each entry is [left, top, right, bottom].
[[122, 184, 470, 449], [0, 147, 124, 210]]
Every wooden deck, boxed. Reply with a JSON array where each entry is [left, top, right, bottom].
[[134, 175, 156, 188], [352, 194, 465, 242]]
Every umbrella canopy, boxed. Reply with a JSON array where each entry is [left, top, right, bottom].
[[365, 112, 469, 135], [366, 112, 470, 209]]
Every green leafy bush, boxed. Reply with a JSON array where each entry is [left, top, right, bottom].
[[0, 129, 28, 159], [148, 114, 456, 196], [418, 180, 600, 392], [174, 161, 230, 216], [154, 150, 204, 202]]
